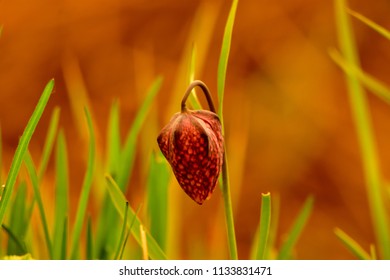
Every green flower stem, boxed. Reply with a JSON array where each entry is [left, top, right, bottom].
[[221, 149, 238, 260]]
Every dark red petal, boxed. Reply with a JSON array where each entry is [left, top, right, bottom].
[[157, 110, 224, 204]]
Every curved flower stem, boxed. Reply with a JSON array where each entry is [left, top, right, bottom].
[[181, 80, 216, 113]]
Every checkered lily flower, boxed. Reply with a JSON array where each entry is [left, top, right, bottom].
[[157, 81, 224, 204]]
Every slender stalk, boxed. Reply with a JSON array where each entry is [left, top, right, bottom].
[[221, 150, 238, 259]]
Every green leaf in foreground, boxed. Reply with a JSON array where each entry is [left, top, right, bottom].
[[24, 152, 53, 259], [277, 196, 314, 260], [95, 77, 162, 259], [0, 79, 54, 226], [105, 174, 166, 260], [147, 152, 170, 251], [53, 131, 69, 260], [70, 107, 96, 259], [334, 227, 371, 260], [256, 192, 271, 260], [7, 182, 28, 255]]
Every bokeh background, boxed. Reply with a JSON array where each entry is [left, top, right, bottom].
[[1, 0, 390, 259]]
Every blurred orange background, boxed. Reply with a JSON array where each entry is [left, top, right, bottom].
[[1, 0, 390, 259]]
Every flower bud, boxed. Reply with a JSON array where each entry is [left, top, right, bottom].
[[157, 82, 224, 204]]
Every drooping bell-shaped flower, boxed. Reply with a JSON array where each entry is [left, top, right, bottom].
[[157, 81, 224, 204]]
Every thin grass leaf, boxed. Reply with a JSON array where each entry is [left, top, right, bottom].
[[119, 231, 130, 260], [117, 76, 163, 191], [24, 152, 53, 259], [329, 49, 390, 105], [267, 193, 280, 259], [114, 202, 129, 260], [277, 196, 314, 260], [0, 80, 54, 226], [7, 182, 28, 255], [335, 0, 390, 259], [147, 152, 170, 251], [86, 216, 93, 260], [250, 194, 280, 260], [95, 77, 163, 259], [118, 205, 140, 260], [38, 107, 60, 180], [2, 224, 27, 255], [348, 9, 390, 40], [70, 107, 96, 259], [53, 131, 69, 260], [95, 101, 122, 258], [105, 174, 166, 260], [255, 192, 271, 260], [106, 100, 121, 176], [334, 227, 371, 260], [61, 216, 68, 260], [217, 0, 238, 121]]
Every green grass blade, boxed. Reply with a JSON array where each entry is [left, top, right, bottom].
[[147, 152, 170, 251], [217, 0, 238, 121], [2, 224, 27, 255], [95, 101, 122, 258], [38, 107, 60, 180], [105, 174, 167, 260], [0, 79, 54, 226], [95, 77, 162, 258], [277, 196, 314, 260], [7, 182, 28, 255], [24, 152, 53, 259], [329, 49, 390, 105], [348, 9, 390, 40], [114, 202, 129, 260], [116, 76, 163, 191], [61, 216, 68, 260], [267, 193, 280, 259], [334, 227, 371, 260], [217, 0, 239, 260], [106, 101, 121, 176], [53, 130, 69, 260], [118, 205, 140, 260], [256, 192, 271, 260], [86, 216, 93, 260], [335, 0, 390, 259], [70, 107, 96, 259]]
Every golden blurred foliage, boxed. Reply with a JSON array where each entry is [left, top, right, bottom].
[[1, 0, 390, 259]]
